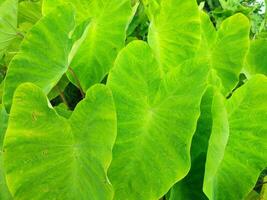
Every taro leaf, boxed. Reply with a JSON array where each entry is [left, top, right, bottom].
[[0, 0, 18, 55], [42, 0, 92, 23], [168, 87, 215, 200], [0, 81, 3, 103], [198, 11, 250, 95], [47, 75, 69, 100], [3, 83, 116, 199], [107, 41, 209, 199], [43, 0, 133, 91], [0, 105, 12, 200], [245, 190, 260, 200], [54, 103, 72, 119], [260, 176, 267, 199], [147, 0, 201, 71], [18, 0, 42, 25], [245, 39, 267, 76], [3, 5, 89, 112], [204, 75, 267, 200], [167, 11, 250, 200]]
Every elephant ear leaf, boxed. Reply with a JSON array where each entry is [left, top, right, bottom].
[[245, 39, 267, 77], [3, 83, 117, 199], [0, 105, 12, 200], [147, 0, 201, 71], [3, 4, 89, 112], [199, 12, 250, 95], [107, 41, 209, 199], [43, 0, 134, 90], [167, 12, 250, 200], [204, 75, 267, 200], [0, 0, 18, 55]]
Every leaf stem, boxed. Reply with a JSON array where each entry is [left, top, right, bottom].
[[17, 32, 25, 39], [56, 85, 69, 109], [68, 67, 85, 98], [255, 181, 267, 188]]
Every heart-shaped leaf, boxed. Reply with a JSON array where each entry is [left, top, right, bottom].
[[107, 41, 209, 199], [199, 11, 250, 95], [204, 75, 267, 200], [3, 83, 117, 199], [168, 11, 250, 200], [43, 0, 134, 91], [3, 4, 89, 112], [147, 0, 201, 71]]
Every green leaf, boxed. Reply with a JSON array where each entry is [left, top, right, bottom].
[[18, 0, 42, 25], [260, 176, 267, 199], [245, 39, 267, 77], [147, 0, 201, 71], [245, 190, 260, 200], [107, 41, 209, 199], [3, 83, 117, 199], [168, 87, 215, 200], [3, 5, 80, 112], [168, 11, 250, 200], [54, 103, 72, 119], [43, 0, 134, 91], [47, 75, 69, 100], [0, 0, 18, 54], [199, 11, 250, 95], [0, 105, 12, 200], [204, 75, 267, 200]]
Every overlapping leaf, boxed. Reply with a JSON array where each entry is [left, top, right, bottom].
[[168, 87, 215, 200], [204, 75, 267, 200], [3, 4, 88, 112], [147, 0, 201, 71], [3, 83, 116, 199], [43, 0, 133, 91], [107, 41, 209, 199], [245, 39, 267, 76], [168, 11, 250, 200], [0, 105, 11, 200], [0, 0, 18, 55], [198, 11, 250, 95]]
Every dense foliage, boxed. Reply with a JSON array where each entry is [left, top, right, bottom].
[[0, 0, 267, 199]]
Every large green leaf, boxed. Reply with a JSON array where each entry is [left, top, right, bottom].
[[168, 87, 215, 200], [147, 0, 201, 71], [204, 75, 267, 200], [0, 0, 18, 55], [0, 105, 12, 199], [107, 41, 209, 199], [3, 83, 116, 199], [43, 0, 133, 91], [198, 11, 250, 95], [245, 39, 267, 77], [3, 5, 85, 112], [168, 11, 250, 200]]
